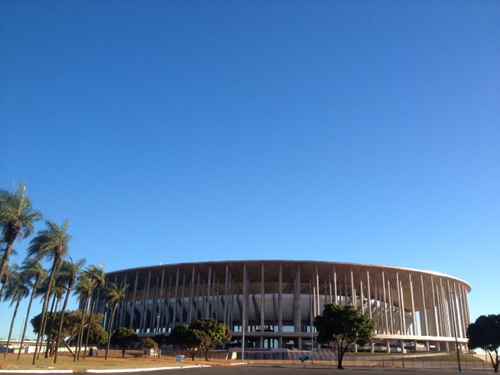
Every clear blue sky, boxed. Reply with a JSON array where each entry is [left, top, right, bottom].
[[2, 1, 499, 338]]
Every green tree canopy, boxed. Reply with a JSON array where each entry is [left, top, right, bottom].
[[110, 327, 140, 358], [314, 304, 374, 369], [468, 314, 500, 372], [31, 310, 108, 347], [189, 319, 230, 360], [0, 184, 42, 283], [168, 325, 200, 360]]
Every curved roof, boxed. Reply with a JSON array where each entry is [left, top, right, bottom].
[[107, 259, 471, 291]]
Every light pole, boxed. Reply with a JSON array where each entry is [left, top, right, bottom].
[[242, 321, 245, 361]]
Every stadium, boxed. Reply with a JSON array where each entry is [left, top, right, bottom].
[[101, 260, 471, 353]]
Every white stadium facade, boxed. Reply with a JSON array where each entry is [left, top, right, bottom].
[[100, 260, 471, 352]]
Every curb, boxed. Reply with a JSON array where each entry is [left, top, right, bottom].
[[86, 365, 211, 373], [0, 366, 211, 374], [0, 371, 73, 374]]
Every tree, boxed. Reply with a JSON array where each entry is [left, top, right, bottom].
[[468, 315, 500, 372], [104, 283, 127, 359], [189, 319, 230, 361], [54, 259, 85, 363], [3, 267, 30, 358], [0, 185, 41, 287], [77, 265, 105, 360], [142, 337, 158, 356], [110, 328, 140, 358], [31, 310, 108, 351], [27, 221, 71, 364], [168, 325, 200, 360], [314, 304, 374, 369], [17, 259, 47, 360]]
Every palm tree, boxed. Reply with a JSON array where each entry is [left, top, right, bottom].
[[42, 273, 67, 359], [104, 283, 127, 360], [54, 258, 85, 363], [0, 185, 42, 285], [77, 265, 105, 360], [17, 259, 47, 359], [74, 273, 94, 361], [3, 266, 30, 358], [27, 221, 70, 365]]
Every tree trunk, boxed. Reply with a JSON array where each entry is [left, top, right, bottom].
[[0, 238, 17, 286], [337, 345, 345, 370], [4, 298, 21, 359], [84, 291, 99, 358], [494, 349, 499, 373], [17, 277, 38, 359], [54, 283, 73, 363], [32, 258, 59, 365], [76, 296, 91, 361], [44, 293, 58, 359], [105, 305, 117, 360]]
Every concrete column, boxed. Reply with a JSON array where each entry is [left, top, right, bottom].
[[309, 281, 315, 350], [396, 272, 403, 334], [242, 264, 248, 347], [315, 266, 320, 315], [387, 279, 394, 334], [454, 282, 465, 338], [227, 270, 233, 330], [400, 279, 407, 335], [431, 277, 439, 337], [223, 264, 229, 325], [156, 269, 165, 332], [420, 274, 429, 336], [439, 279, 450, 337], [350, 270, 356, 307], [456, 284, 466, 337], [382, 272, 388, 334], [328, 273, 333, 304], [188, 266, 195, 323], [150, 274, 158, 333], [118, 274, 127, 328], [180, 272, 187, 323], [163, 273, 171, 332], [447, 280, 459, 340], [172, 267, 180, 327], [211, 270, 217, 320], [294, 265, 301, 332], [278, 264, 283, 335], [360, 280, 365, 313], [367, 271, 372, 319], [130, 271, 139, 330], [386, 341, 391, 353], [260, 263, 265, 332], [141, 271, 151, 333], [312, 285, 317, 318], [438, 279, 447, 337], [462, 285, 471, 329], [451, 282, 462, 338], [205, 267, 212, 318], [409, 274, 416, 335], [333, 268, 338, 304]]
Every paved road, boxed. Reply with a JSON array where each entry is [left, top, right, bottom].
[[2, 367, 489, 375], [108, 367, 492, 375]]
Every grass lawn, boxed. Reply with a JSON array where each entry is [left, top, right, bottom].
[[403, 353, 483, 363], [0, 353, 226, 370]]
